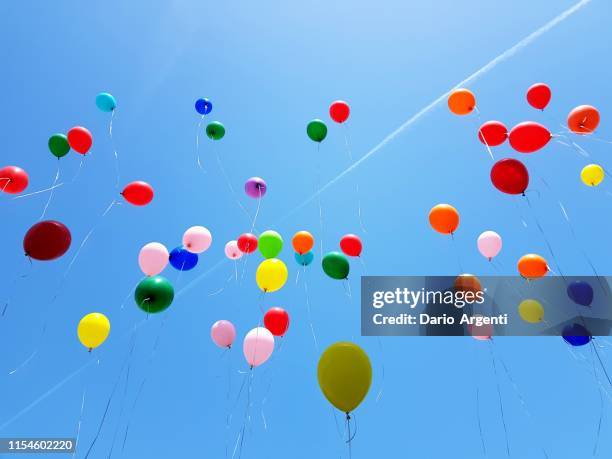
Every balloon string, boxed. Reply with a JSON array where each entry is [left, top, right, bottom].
[[70, 156, 87, 184], [196, 115, 205, 171], [475, 386, 487, 456], [39, 165, 61, 220], [316, 142, 324, 259], [450, 234, 464, 274], [235, 369, 255, 459], [2, 256, 34, 317], [589, 343, 605, 456], [249, 187, 262, 234], [208, 273, 234, 296], [71, 385, 87, 459], [303, 267, 319, 353], [214, 146, 253, 224], [343, 124, 367, 234], [473, 107, 495, 161], [109, 109, 120, 192], [0, 178, 10, 193], [375, 336, 385, 403], [11, 182, 64, 200], [489, 341, 511, 457]]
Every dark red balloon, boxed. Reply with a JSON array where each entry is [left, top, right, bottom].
[[0, 166, 29, 194], [23, 220, 71, 261], [526, 83, 551, 110], [508, 122, 551, 153], [478, 121, 507, 147], [329, 100, 350, 124], [122, 181, 154, 206], [67, 126, 93, 155], [264, 307, 290, 337], [490, 158, 529, 195], [237, 233, 258, 254], [340, 234, 362, 257]]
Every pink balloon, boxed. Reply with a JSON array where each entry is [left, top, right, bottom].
[[138, 242, 169, 276], [469, 316, 493, 340], [477, 230, 502, 261], [225, 240, 243, 260], [183, 226, 212, 254], [211, 320, 236, 348], [243, 327, 274, 367]]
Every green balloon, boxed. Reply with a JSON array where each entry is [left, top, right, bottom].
[[135, 276, 174, 313], [322, 252, 350, 280], [258, 230, 283, 259], [48, 133, 70, 158], [307, 119, 327, 143], [206, 121, 225, 140]]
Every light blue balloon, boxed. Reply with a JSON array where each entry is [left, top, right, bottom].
[[295, 251, 314, 266], [96, 92, 117, 112]]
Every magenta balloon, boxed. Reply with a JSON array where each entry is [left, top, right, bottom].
[[245, 177, 267, 198], [225, 240, 243, 260], [138, 242, 169, 276], [182, 226, 212, 254], [243, 327, 274, 367], [211, 320, 236, 348], [477, 230, 502, 260]]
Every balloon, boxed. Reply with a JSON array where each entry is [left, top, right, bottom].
[[237, 233, 258, 254], [478, 121, 508, 147], [518, 299, 544, 323], [206, 121, 225, 140], [67, 126, 92, 155], [195, 98, 212, 115], [454, 274, 482, 295], [517, 254, 548, 279], [78, 313, 110, 350], [95, 92, 117, 112], [48, 134, 70, 158], [508, 121, 551, 153], [307, 119, 328, 143], [329, 100, 350, 124], [567, 281, 594, 307], [23, 220, 71, 261], [244, 177, 267, 198], [182, 226, 212, 254], [225, 240, 243, 260], [135, 276, 174, 313], [256, 258, 288, 292], [317, 342, 372, 413], [258, 230, 283, 259], [469, 316, 493, 340], [292, 231, 314, 255], [490, 158, 529, 195], [122, 181, 154, 206], [138, 242, 169, 276], [428, 204, 459, 235], [243, 327, 275, 367], [0, 166, 29, 194], [580, 164, 604, 187], [211, 320, 236, 348], [477, 231, 502, 260], [448, 88, 475, 115], [562, 323, 591, 347], [526, 83, 551, 110], [169, 247, 198, 271], [295, 251, 314, 266], [567, 105, 600, 135], [322, 252, 350, 280], [340, 234, 362, 257], [264, 307, 290, 337]]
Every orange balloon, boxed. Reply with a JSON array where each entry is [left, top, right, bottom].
[[517, 254, 548, 279], [567, 105, 600, 135], [448, 89, 476, 116], [292, 230, 314, 254], [454, 274, 482, 294], [429, 204, 459, 235]]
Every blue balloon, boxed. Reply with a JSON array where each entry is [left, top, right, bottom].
[[567, 281, 594, 307], [195, 98, 213, 115], [295, 251, 314, 266], [562, 323, 592, 347], [169, 247, 198, 271], [95, 92, 117, 112]]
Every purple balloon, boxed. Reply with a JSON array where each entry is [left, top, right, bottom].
[[245, 177, 267, 198]]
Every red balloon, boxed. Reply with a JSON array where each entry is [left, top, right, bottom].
[[67, 126, 93, 155], [490, 158, 529, 195], [478, 121, 508, 147], [508, 122, 551, 153], [329, 100, 350, 124], [23, 220, 71, 261], [264, 307, 290, 337], [237, 233, 258, 253], [122, 181, 154, 206], [0, 166, 29, 194], [340, 234, 362, 257], [526, 83, 551, 110]]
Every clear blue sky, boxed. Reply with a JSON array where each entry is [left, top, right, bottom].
[[1, 0, 612, 457]]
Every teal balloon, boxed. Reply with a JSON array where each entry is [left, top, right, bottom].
[[259, 230, 283, 259], [135, 276, 174, 313], [206, 121, 225, 140], [96, 92, 117, 112], [322, 252, 350, 280], [295, 251, 314, 266]]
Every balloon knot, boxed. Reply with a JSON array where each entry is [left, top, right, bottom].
[[345, 412, 351, 420], [88, 348, 92, 353]]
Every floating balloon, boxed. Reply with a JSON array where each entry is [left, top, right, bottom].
[[78, 313, 110, 350], [95, 92, 117, 112], [138, 242, 169, 276], [244, 177, 267, 198], [580, 164, 604, 187], [256, 258, 288, 292], [135, 276, 174, 313], [211, 320, 236, 348], [526, 83, 551, 110], [567, 105, 599, 135], [264, 307, 290, 337], [182, 226, 212, 254], [448, 88, 476, 115], [517, 254, 548, 279], [23, 220, 71, 261], [67, 126, 92, 155], [206, 121, 225, 140], [237, 233, 258, 254], [477, 231, 502, 261], [508, 121, 551, 153], [490, 158, 529, 195], [195, 98, 212, 115], [169, 247, 198, 271], [292, 231, 314, 255], [428, 204, 459, 235], [225, 240, 243, 260], [478, 121, 508, 147], [340, 234, 362, 257], [454, 274, 482, 295], [317, 342, 372, 413], [307, 119, 328, 143], [48, 134, 71, 158], [295, 251, 314, 266], [259, 230, 283, 259], [322, 252, 350, 280], [0, 166, 29, 194], [243, 327, 275, 367], [518, 299, 544, 323], [562, 323, 591, 347], [122, 181, 154, 206], [329, 100, 350, 124], [567, 281, 594, 307], [469, 316, 493, 340]]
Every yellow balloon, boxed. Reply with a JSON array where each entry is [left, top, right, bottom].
[[317, 342, 372, 413], [78, 312, 110, 350], [255, 258, 288, 293], [580, 164, 604, 187], [518, 299, 544, 323]]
